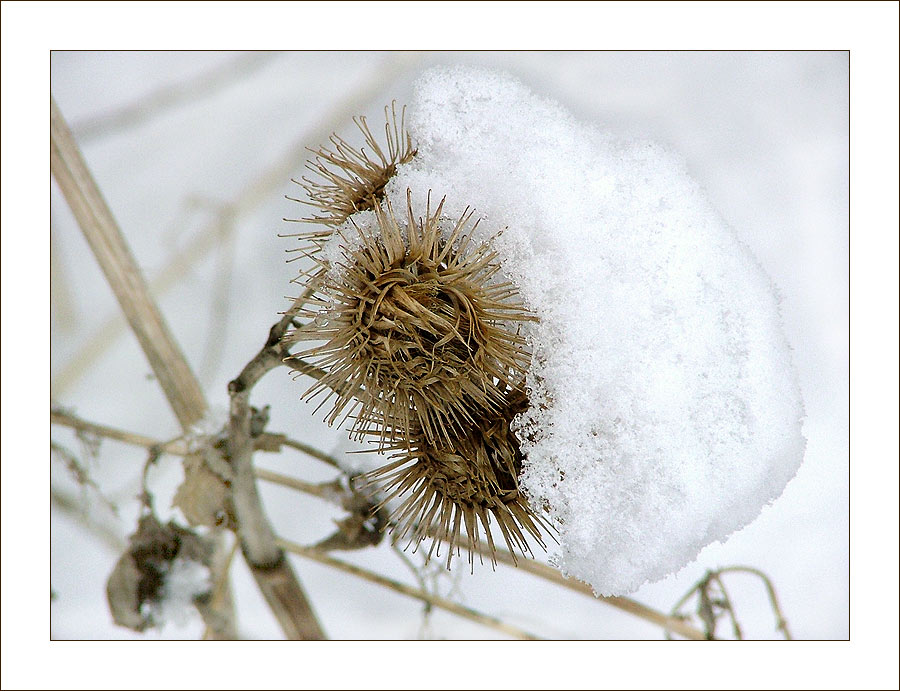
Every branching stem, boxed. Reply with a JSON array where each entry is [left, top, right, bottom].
[[51, 406, 707, 640], [225, 305, 326, 639]]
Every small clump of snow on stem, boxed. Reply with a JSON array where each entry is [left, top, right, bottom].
[[140, 557, 212, 628]]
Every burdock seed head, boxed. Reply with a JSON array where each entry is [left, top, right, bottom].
[[364, 391, 551, 568], [288, 101, 416, 239], [284, 105, 549, 565], [289, 190, 535, 449]]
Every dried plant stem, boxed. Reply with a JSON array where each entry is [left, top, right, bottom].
[[51, 96, 208, 430], [276, 537, 539, 640], [226, 314, 325, 640], [203, 538, 240, 641], [50, 406, 704, 638], [50, 408, 343, 472], [479, 544, 707, 640], [268, 434, 341, 469], [51, 408, 183, 453], [254, 469, 342, 501]]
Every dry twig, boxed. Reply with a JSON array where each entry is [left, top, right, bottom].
[[276, 537, 540, 640], [50, 406, 708, 640], [72, 52, 280, 141], [669, 566, 792, 640], [51, 96, 207, 429], [51, 406, 342, 470], [225, 309, 325, 639]]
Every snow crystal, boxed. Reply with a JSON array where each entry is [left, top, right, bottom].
[[383, 66, 806, 596]]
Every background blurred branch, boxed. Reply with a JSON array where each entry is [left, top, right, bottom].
[[277, 537, 540, 640], [72, 52, 280, 141]]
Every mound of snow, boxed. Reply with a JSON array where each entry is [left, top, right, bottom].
[[383, 66, 805, 596]]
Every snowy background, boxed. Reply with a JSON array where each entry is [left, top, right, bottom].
[[49, 51, 848, 640]]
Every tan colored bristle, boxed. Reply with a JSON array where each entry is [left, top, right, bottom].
[[364, 393, 550, 569], [286, 102, 416, 247], [286, 107, 551, 566], [289, 191, 535, 449]]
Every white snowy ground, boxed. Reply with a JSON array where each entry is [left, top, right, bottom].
[[49, 50, 848, 640]]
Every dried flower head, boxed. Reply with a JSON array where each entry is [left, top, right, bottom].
[[288, 102, 416, 239], [285, 103, 550, 565], [364, 391, 550, 567], [290, 191, 535, 448]]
